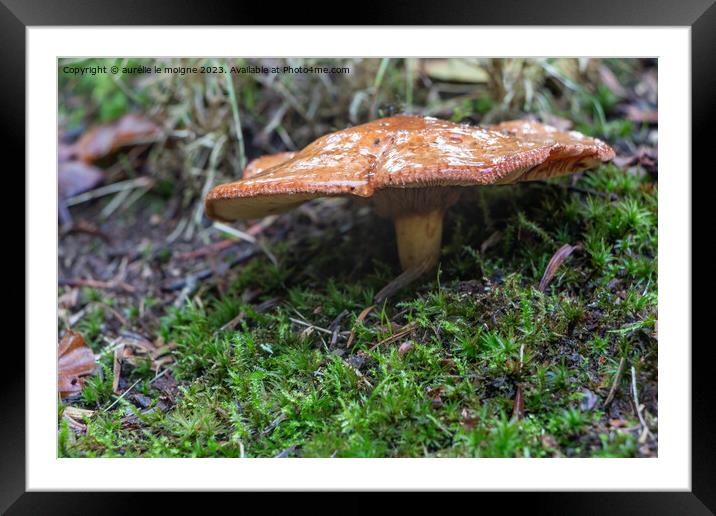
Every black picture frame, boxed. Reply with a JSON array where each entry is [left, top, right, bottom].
[[4, 1, 713, 513]]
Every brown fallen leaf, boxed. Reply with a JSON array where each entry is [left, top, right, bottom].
[[538, 243, 582, 292], [74, 113, 160, 163], [58, 331, 96, 399]]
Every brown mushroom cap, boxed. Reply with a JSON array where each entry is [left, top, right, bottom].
[[205, 115, 614, 221], [243, 151, 297, 179]]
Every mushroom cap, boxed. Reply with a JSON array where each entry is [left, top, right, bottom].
[[206, 115, 614, 221], [243, 151, 297, 179]]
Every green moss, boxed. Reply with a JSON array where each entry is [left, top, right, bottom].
[[60, 158, 657, 458]]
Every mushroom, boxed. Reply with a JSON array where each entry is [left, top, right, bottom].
[[205, 115, 614, 273]]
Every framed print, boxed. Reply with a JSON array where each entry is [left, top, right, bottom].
[[4, 0, 714, 513]]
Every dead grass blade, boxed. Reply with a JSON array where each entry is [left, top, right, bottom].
[[538, 243, 582, 292], [603, 356, 627, 408], [346, 305, 375, 348]]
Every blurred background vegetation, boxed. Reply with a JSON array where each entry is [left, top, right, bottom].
[[59, 57, 656, 229]]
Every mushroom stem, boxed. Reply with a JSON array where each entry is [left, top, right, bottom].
[[393, 209, 445, 271]]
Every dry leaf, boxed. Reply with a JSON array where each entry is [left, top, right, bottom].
[[58, 331, 96, 399], [74, 113, 160, 163], [538, 243, 581, 292]]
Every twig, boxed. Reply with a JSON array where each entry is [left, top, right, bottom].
[[59, 277, 135, 293], [262, 413, 287, 436], [289, 317, 333, 336], [603, 356, 627, 408], [328, 310, 349, 348], [176, 239, 240, 261], [60, 220, 112, 243], [275, 445, 298, 458]]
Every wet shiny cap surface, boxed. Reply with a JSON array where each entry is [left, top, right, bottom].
[[205, 115, 614, 221]]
